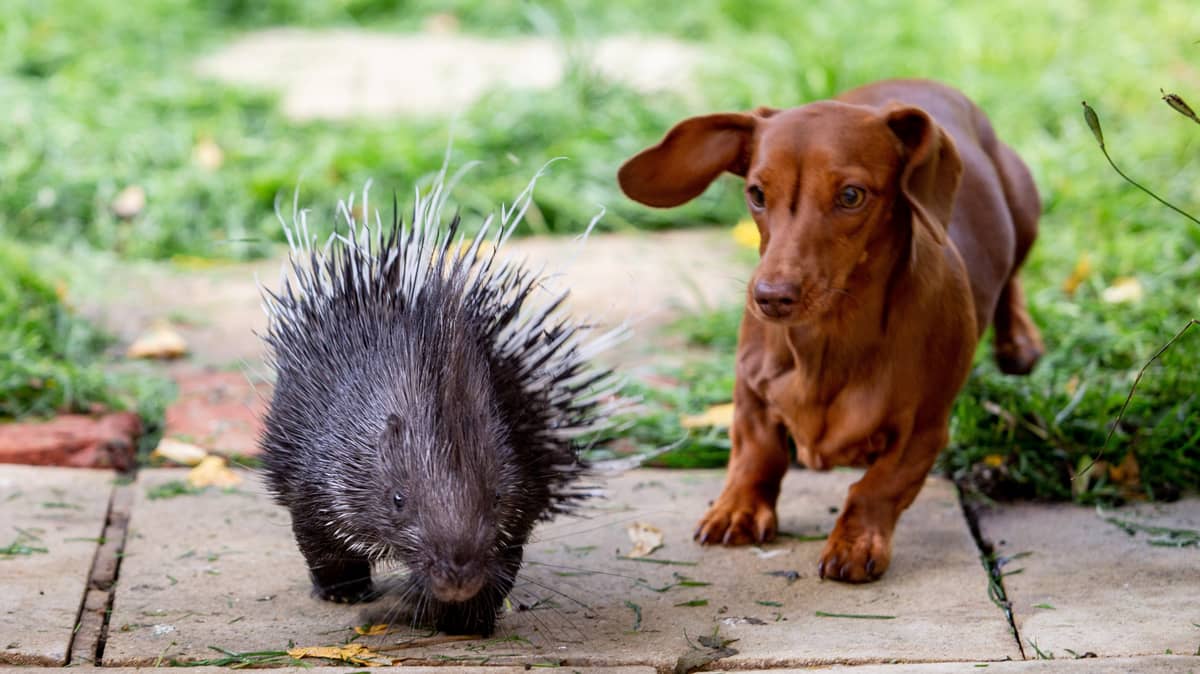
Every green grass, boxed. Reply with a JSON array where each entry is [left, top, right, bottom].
[[8, 0, 1195, 261], [0, 241, 172, 452]]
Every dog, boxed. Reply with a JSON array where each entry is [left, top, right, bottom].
[[617, 79, 1043, 582]]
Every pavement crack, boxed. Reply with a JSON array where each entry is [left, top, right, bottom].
[[68, 478, 135, 665], [956, 487, 1027, 660]]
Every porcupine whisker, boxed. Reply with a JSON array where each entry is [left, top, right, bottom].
[[520, 560, 646, 583], [507, 586, 585, 646], [509, 580, 591, 645], [511, 573, 593, 612], [532, 507, 680, 543]]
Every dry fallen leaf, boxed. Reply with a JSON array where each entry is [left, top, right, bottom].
[[750, 546, 789, 559], [112, 185, 146, 219], [187, 455, 242, 489], [353, 624, 390, 636], [1108, 452, 1142, 500], [423, 11, 460, 33], [152, 438, 209, 466], [1061, 253, 1092, 296], [732, 218, 760, 250], [680, 402, 735, 429], [193, 137, 224, 171], [1101, 276, 1143, 304], [1064, 375, 1080, 396], [126, 323, 188, 359], [287, 643, 389, 667], [625, 521, 664, 558]]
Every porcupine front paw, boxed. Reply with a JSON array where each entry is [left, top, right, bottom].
[[308, 558, 380, 604], [436, 607, 498, 637], [312, 579, 380, 604], [694, 487, 778, 545]]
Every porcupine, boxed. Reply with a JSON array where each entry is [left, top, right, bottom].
[[257, 171, 622, 636]]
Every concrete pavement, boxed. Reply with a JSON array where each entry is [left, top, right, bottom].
[[4, 462, 1196, 671]]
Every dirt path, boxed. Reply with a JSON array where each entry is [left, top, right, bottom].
[[196, 28, 704, 121], [73, 228, 751, 372]]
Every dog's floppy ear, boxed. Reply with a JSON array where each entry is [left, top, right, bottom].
[[884, 104, 962, 246], [618, 112, 760, 208]]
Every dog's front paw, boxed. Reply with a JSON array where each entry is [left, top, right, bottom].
[[694, 488, 777, 545], [818, 518, 891, 583]]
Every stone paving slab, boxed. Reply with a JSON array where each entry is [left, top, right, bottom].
[[0, 661, 1195, 674], [979, 500, 1200, 659], [758, 654, 1199, 672], [0, 465, 115, 665], [2, 662, 657, 666], [105, 468, 1013, 669]]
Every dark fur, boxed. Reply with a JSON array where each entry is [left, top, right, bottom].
[[259, 196, 611, 635]]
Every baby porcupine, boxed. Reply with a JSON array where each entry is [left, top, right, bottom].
[[258, 174, 622, 636]]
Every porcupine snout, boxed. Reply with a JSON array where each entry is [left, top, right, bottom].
[[428, 550, 488, 603]]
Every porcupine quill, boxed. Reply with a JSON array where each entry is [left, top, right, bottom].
[[257, 164, 625, 636]]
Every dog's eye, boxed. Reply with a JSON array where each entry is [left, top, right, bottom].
[[747, 185, 766, 209], [836, 186, 866, 209]]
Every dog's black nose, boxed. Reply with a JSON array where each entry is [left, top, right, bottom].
[[753, 280, 799, 319]]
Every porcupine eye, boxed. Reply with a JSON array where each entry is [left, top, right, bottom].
[[393, 492, 405, 510]]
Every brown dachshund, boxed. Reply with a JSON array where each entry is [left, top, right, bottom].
[[618, 79, 1043, 582]]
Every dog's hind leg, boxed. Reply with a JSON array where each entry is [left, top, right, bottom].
[[993, 276, 1044, 375], [991, 141, 1044, 375]]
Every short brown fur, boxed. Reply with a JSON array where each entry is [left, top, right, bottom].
[[618, 79, 1044, 582]]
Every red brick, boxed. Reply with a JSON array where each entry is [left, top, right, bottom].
[[0, 412, 141, 470], [164, 369, 270, 456]]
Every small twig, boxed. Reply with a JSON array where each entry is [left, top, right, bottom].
[[1081, 101, 1200, 228], [1075, 319, 1199, 478], [814, 610, 896, 620], [616, 555, 698, 566]]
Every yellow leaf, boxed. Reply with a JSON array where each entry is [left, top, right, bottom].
[[625, 521, 664, 558], [680, 402, 735, 429], [423, 11, 460, 34], [1061, 253, 1092, 296], [193, 137, 224, 171], [152, 438, 209, 466], [112, 185, 146, 219], [1101, 276, 1143, 304], [1064, 375, 1080, 396], [731, 218, 760, 250], [1108, 452, 1141, 488], [983, 454, 1005, 468], [187, 455, 242, 489], [170, 254, 224, 270], [353, 623, 390, 636], [126, 323, 188, 359], [287, 643, 388, 667]]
